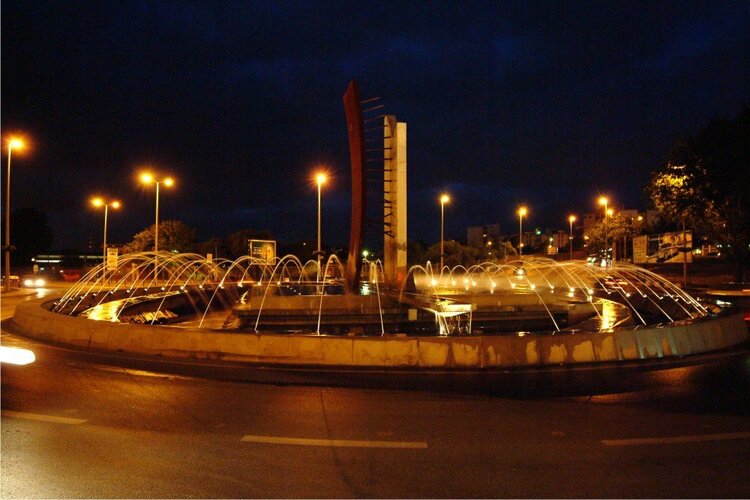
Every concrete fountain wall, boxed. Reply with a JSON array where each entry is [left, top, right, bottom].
[[11, 297, 748, 369]]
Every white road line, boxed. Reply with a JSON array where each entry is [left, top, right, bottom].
[[241, 434, 428, 449], [1, 410, 88, 425], [602, 432, 750, 446]]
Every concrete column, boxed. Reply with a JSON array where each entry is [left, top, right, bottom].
[[384, 116, 408, 285]]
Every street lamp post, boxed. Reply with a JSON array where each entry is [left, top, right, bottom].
[[141, 173, 174, 279], [517, 206, 527, 256], [598, 197, 609, 262], [568, 215, 576, 260], [140, 173, 174, 254], [439, 194, 450, 272], [91, 198, 120, 279], [315, 172, 327, 281], [4, 137, 25, 292]]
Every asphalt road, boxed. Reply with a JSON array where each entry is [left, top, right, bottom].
[[2, 289, 750, 498]]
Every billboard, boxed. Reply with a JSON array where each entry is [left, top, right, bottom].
[[633, 231, 692, 264], [249, 239, 276, 262], [106, 247, 119, 270]]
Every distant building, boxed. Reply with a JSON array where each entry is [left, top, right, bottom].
[[582, 212, 599, 235], [549, 230, 569, 250], [467, 224, 501, 248], [619, 209, 641, 221]]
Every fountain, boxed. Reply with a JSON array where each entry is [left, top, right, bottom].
[[49, 252, 716, 339], [14, 81, 747, 370]]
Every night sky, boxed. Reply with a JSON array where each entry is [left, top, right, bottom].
[[2, 1, 749, 252]]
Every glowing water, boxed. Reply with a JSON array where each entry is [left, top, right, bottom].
[[53, 252, 709, 335]]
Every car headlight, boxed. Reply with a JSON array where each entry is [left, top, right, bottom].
[[35, 278, 45, 287], [23, 279, 33, 287]]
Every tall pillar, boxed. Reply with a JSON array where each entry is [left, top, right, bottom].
[[384, 116, 407, 285], [343, 81, 367, 294]]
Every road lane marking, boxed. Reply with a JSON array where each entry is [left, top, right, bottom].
[[1, 410, 87, 425], [602, 432, 750, 446], [241, 434, 428, 449]]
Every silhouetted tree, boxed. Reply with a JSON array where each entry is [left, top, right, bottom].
[[647, 106, 750, 281], [278, 240, 314, 261], [123, 220, 196, 253], [424, 240, 482, 268], [194, 237, 229, 259], [407, 240, 427, 268], [586, 214, 644, 256], [2, 208, 54, 267]]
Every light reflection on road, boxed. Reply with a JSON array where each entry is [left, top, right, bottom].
[[1, 284, 72, 321]]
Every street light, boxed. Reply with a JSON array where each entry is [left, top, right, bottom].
[[568, 215, 576, 260], [140, 173, 174, 254], [439, 194, 450, 271], [314, 172, 327, 279], [4, 137, 26, 292], [91, 197, 121, 278], [517, 206, 528, 256], [598, 196, 609, 262]]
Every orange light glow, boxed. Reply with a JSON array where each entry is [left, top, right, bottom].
[[8, 137, 26, 151], [0, 346, 35, 365]]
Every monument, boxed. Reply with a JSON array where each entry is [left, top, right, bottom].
[[343, 80, 408, 290]]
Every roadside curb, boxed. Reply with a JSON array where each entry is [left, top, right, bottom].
[[11, 296, 750, 372]]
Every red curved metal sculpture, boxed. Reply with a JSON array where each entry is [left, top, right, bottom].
[[343, 80, 367, 294]]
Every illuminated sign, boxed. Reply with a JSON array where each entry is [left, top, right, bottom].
[[249, 239, 276, 262], [633, 231, 692, 264]]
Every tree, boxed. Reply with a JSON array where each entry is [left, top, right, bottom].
[[194, 237, 228, 259], [424, 240, 482, 268], [490, 239, 518, 261], [407, 240, 427, 268], [123, 220, 197, 253], [585, 214, 643, 257], [2, 208, 54, 267], [647, 107, 750, 281]]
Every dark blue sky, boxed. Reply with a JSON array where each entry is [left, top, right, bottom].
[[2, 1, 749, 250]]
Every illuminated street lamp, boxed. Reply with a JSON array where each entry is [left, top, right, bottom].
[[517, 206, 528, 256], [4, 137, 26, 292], [568, 215, 576, 260], [439, 194, 450, 271], [140, 173, 174, 254], [91, 197, 121, 278], [314, 172, 327, 279]]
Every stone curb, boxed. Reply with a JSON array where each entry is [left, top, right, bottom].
[[11, 297, 749, 369]]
